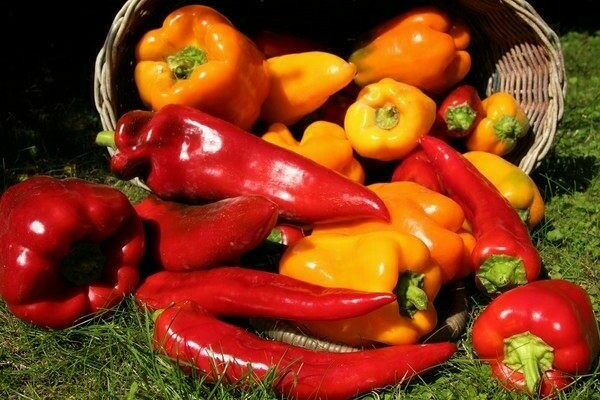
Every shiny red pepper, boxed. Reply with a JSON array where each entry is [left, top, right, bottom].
[[135, 266, 397, 321], [472, 279, 600, 397], [134, 194, 278, 271], [97, 104, 389, 225], [435, 84, 485, 138], [0, 176, 145, 329], [153, 300, 458, 399], [419, 135, 541, 295], [390, 148, 444, 193]]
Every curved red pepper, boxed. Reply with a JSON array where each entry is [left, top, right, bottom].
[[419, 135, 541, 295], [472, 279, 600, 397], [435, 84, 485, 138], [0, 176, 144, 329], [390, 148, 444, 193], [135, 266, 396, 321], [99, 104, 389, 225], [154, 300, 457, 399], [134, 194, 278, 271]]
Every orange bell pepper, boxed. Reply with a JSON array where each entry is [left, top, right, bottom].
[[262, 121, 365, 184], [259, 51, 356, 126], [133, 5, 271, 131], [349, 6, 471, 95], [344, 78, 437, 162], [313, 181, 475, 285], [279, 230, 442, 346], [466, 92, 530, 156]]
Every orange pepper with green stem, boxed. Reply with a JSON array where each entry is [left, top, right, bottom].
[[279, 230, 442, 346], [344, 78, 437, 162], [262, 121, 365, 184], [133, 5, 270, 131], [466, 92, 530, 156]]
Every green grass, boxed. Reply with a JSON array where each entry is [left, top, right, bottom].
[[1, 30, 600, 400]]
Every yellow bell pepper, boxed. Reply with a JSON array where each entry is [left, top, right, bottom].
[[463, 151, 545, 229], [344, 78, 437, 162], [313, 181, 475, 284], [259, 51, 356, 126], [262, 121, 365, 184], [279, 230, 442, 346], [133, 5, 271, 131], [465, 92, 530, 156]]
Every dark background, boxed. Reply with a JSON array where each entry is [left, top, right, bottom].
[[0, 1, 596, 180]]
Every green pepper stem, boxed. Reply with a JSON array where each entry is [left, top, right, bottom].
[[477, 254, 527, 295], [167, 46, 208, 80], [266, 228, 283, 245], [503, 331, 554, 394], [445, 103, 477, 132], [494, 115, 524, 142], [395, 271, 428, 317], [375, 103, 400, 130], [96, 130, 116, 149]]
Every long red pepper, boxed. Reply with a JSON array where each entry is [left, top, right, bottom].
[[135, 267, 396, 321], [418, 135, 541, 295], [153, 301, 458, 400], [96, 104, 389, 224], [134, 194, 278, 271]]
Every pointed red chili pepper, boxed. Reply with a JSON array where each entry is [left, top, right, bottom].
[[418, 135, 541, 295], [97, 104, 389, 225]]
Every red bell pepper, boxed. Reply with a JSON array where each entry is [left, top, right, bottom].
[[135, 266, 397, 321], [435, 84, 485, 138], [134, 194, 278, 271], [0, 176, 145, 329], [419, 135, 541, 295], [96, 104, 389, 225], [390, 148, 444, 193], [472, 279, 600, 397], [153, 300, 458, 399]]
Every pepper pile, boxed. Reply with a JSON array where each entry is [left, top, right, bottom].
[[1, 3, 599, 400]]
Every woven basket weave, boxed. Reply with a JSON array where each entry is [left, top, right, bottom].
[[94, 0, 566, 175]]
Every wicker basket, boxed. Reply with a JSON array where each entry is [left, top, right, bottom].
[[94, 0, 566, 175]]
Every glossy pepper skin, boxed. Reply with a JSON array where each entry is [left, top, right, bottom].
[[134, 5, 270, 131], [134, 194, 278, 271], [135, 266, 396, 320], [0, 176, 144, 329], [419, 135, 541, 295], [344, 78, 437, 161], [466, 92, 529, 156], [435, 84, 485, 138], [280, 230, 442, 346], [472, 279, 600, 397], [391, 148, 444, 193], [349, 6, 471, 95], [262, 120, 365, 183], [259, 51, 357, 126], [463, 151, 545, 229], [154, 300, 458, 400], [101, 103, 389, 225]]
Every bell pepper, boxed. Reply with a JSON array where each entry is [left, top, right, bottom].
[[261, 120, 365, 183], [435, 84, 485, 138], [313, 181, 475, 285], [134, 194, 278, 271], [154, 300, 457, 400], [250, 29, 323, 58], [133, 5, 270, 131], [344, 78, 437, 161], [0, 176, 145, 329], [391, 148, 444, 193], [466, 92, 530, 156], [349, 6, 471, 95], [472, 279, 600, 397], [279, 230, 442, 346], [259, 51, 356, 126], [419, 135, 541, 295], [463, 151, 545, 229], [96, 104, 389, 225]]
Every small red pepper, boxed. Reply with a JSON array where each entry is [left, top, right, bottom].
[[0, 176, 145, 329], [153, 300, 458, 399], [97, 104, 389, 225], [390, 148, 444, 193], [419, 135, 541, 295], [435, 84, 485, 138], [268, 223, 308, 246], [472, 279, 600, 397], [134, 194, 278, 271], [135, 266, 397, 321]]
